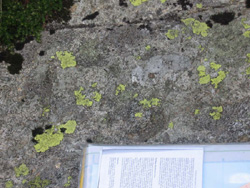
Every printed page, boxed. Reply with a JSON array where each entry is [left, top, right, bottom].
[[98, 149, 203, 188]]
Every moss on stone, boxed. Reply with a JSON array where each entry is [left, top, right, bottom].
[[135, 112, 143, 117], [182, 18, 209, 37], [28, 176, 50, 188], [165, 29, 179, 40], [56, 51, 77, 69], [210, 106, 223, 120], [5, 181, 13, 188], [14, 163, 29, 177], [115, 84, 126, 95], [92, 91, 102, 102], [74, 87, 93, 107], [129, 0, 149, 6], [210, 62, 221, 71], [211, 71, 226, 88]]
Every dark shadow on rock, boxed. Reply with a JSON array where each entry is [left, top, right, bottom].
[[0, 50, 24, 74], [210, 11, 235, 25]]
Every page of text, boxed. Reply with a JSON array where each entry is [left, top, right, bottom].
[[98, 149, 203, 188]]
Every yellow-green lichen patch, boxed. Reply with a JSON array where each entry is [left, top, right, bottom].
[[34, 126, 64, 152], [160, 0, 166, 3], [139, 98, 161, 108], [246, 53, 250, 63], [246, 67, 250, 75], [135, 112, 143, 117], [197, 65, 206, 77], [130, 0, 149, 6], [241, 18, 250, 29], [194, 109, 200, 115], [151, 98, 160, 106], [58, 120, 77, 134], [140, 99, 151, 108], [115, 84, 126, 95], [145, 45, 151, 50], [74, 87, 93, 107], [210, 106, 223, 120], [135, 55, 141, 60], [92, 91, 102, 102], [133, 93, 138, 98], [210, 62, 221, 71], [51, 56, 55, 59], [28, 176, 50, 188], [64, 176, 72, 187], [22, 180, 27, 184], [5, 181, 13, 188], [243, 31, 250, 38], [182, 18, 209, 37], [196, 3, 202, 8], [56, 51, 77, 69], [168, 122, 174, 129], [211, 71, 226, 88], [15, 163, 29, 177], [186, 36, 192, 40], [198, 45, 204, 52], [42, 107, 50, 116], [91, 82, 98, 88], [199, 74, 211, 84], [165, 29, 179, 40]]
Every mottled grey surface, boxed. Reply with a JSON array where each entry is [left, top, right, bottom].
[[1, 0, 250, 187]]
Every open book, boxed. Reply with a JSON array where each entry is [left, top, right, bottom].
[[79, 144, 250, 188]]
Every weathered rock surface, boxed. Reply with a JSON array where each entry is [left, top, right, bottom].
[[1, 0, 250, 187]]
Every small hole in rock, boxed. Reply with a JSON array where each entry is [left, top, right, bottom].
[[60, 128, 66, 133], [21, 99, 25, 102], [2, 51, 24, 74], [45, 125, 52, 130], [206, 20, 213, 28], [49, 29, 55, 35], [246, 0, 250, 8], [177, 0, 193, 10], [32, 127, 44, 143], [86, 138, 93, 143], [39, 51, 45, 56], [119, 0, 128, 7], [210, 11, 235, 25], [82, 11, 99, 21], [14, 36, 34, 51]]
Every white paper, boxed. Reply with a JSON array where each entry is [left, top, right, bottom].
[[98, 149, 203, 188]]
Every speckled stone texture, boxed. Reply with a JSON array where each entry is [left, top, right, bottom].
[[1, 0, 250, 187]]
